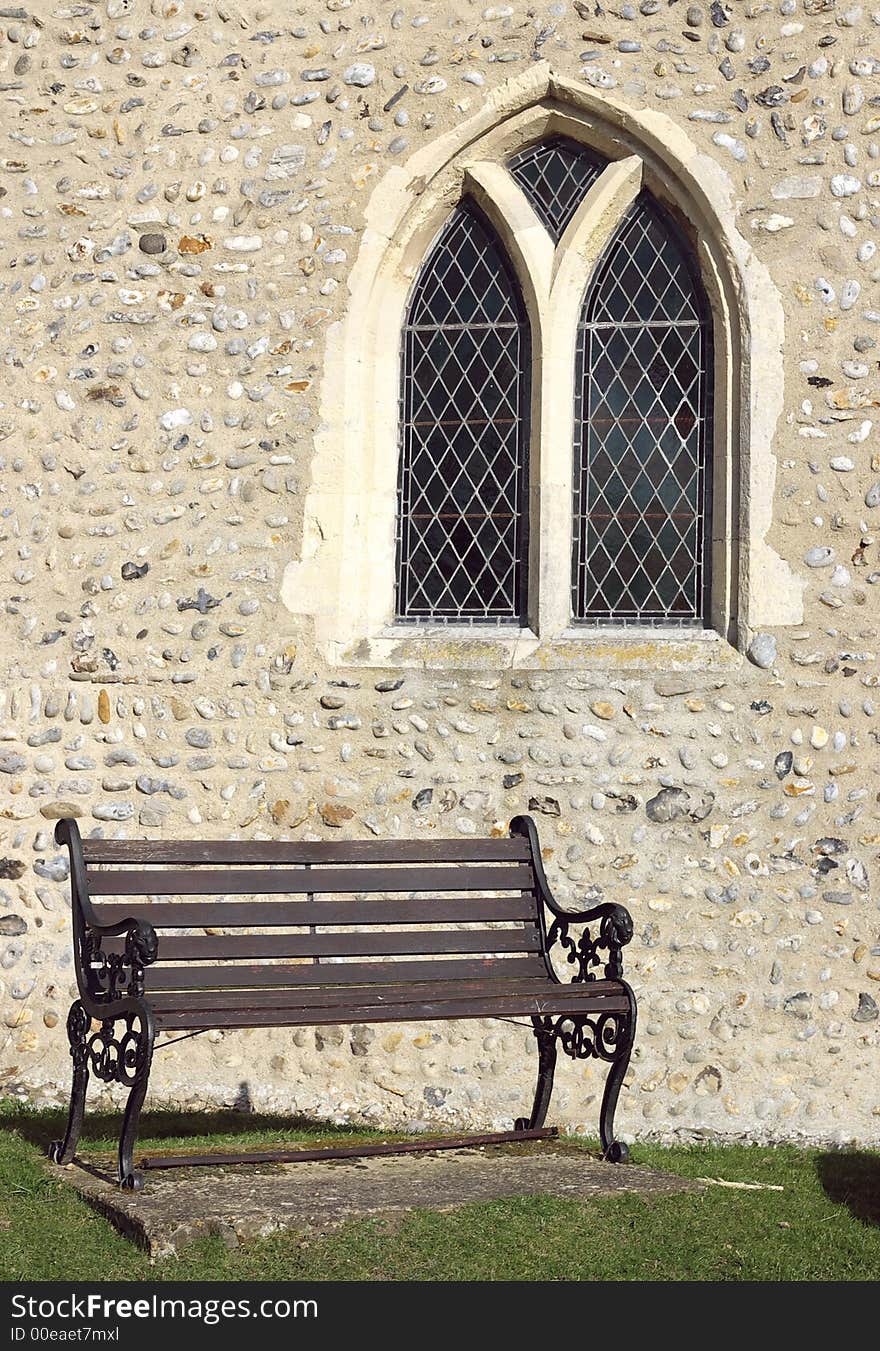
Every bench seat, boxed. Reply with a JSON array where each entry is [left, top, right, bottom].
[[148, 977, 632, 1031]]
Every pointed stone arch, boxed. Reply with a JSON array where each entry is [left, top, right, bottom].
[[281, 62, 802, 669]]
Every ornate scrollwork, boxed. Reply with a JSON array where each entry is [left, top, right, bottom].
[[66, 1000, 90, 1069], [529, 1010, 631, 1065], [82, 919, 158, 1003], [86, 1011, 151, 1089], [546, 903, 634, 983], [554, 1011, 631, 1063], [546, 915, 602, 983]]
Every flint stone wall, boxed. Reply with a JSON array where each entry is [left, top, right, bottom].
[[0, 0, 878, 1144]]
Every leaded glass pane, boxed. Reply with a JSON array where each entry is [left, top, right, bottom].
[[508, 136, 608, 242], [572, 194, 713, 626], [396, 202, 530, 624]]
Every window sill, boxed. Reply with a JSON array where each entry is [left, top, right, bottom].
[[333, 624, 743, 672]]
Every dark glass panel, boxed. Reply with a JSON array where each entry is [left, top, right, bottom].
[[573, 194, 713, 625], [396, 202, 530, 623], [508, 136, 608, 242], [585, 200, 705, 326]]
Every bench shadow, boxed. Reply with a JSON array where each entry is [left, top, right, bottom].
[[2, 1094, 379, 1158], [816, 1151, 880, 1227]]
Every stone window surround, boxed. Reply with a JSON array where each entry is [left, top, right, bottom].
[[281, 65, 803, 671]]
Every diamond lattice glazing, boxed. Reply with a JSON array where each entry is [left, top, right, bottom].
[[508, 136, 609, 242], [572, 195, 713, 626], [396, 202, 530, 623]]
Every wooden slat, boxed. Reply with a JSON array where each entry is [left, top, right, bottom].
[[90, 896, 538, 929], [151, 977, 623, 1013], [153, 988, 631, 1031], [150, 928, 540, 962], [85, 863, 534, 897], [145, 955, 548, 991], [81, 837, 530, 866]]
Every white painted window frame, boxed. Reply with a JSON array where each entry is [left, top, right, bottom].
[[282, 67, 803, 670]]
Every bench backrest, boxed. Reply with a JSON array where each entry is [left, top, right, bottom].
[[77, 830, 552, 993]]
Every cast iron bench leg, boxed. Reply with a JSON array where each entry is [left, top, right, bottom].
[[117, 1007, 155, 1190], [599, 985, 637, 1164], [48, 1001, 90, 1167], [514, 1015, 557, 1133]]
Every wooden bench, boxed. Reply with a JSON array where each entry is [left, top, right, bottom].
[[50, 814, 636, 1188]]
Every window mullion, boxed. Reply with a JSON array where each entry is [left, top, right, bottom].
[[533, 281, 578, 639]]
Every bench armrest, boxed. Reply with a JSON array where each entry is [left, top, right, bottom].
[[509, 814, 633, 983], [55, 818, 158, 1005]]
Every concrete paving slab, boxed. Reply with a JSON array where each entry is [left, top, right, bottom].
[[49, 1142, 703, 1258]]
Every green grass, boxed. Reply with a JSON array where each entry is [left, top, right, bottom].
[[1, 1100, 878, 1281]]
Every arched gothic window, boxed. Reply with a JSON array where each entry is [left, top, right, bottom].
[[294, 76, 803, 663], [395, 201, 530, 623], [394, 138, 713, 630]]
